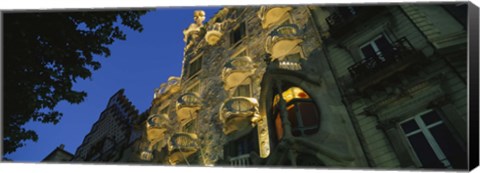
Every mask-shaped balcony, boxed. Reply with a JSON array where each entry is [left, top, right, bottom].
[[221, 56, 255, 91], [265, 24, 303, 60], [154, 77, 181, 99], [205, 22, 224, 45], [220, 97, 259, 134], [145, 114, 170, 143], [167, 132, 199, 164], [257, 6, 293, 29], [176, 93, 201, 126]]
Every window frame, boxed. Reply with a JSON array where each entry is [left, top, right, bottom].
[[233, 83, 252, 97], [270, 87, 320, 140], [398, 109, 457, 169], [229, 22, 247, 48], [359, 33, 394, 60], [187, 54, 203, 79]]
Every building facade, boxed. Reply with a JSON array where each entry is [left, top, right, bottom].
[[73, 89, 139, 162], [122, 3, 467, 170]]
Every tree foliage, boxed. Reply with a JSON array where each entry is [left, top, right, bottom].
[[3, 10, 150, 155]]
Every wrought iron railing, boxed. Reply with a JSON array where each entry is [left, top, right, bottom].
[[325, 6, 385, 37], [347, 37, 418, 81]]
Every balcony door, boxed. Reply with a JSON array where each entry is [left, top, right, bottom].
[[360, 34, 394, 62]]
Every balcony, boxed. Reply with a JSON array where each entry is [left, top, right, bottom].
[[265, 24, 303, 60], [326, 6, 386, 38], [145, 114, 170, 142], [347, 37, 427, 92], [257, 6, 293, 29], [205, 22, 224, 45], [229, 154, 252, 166], [154, 77, 180, 99], [176, 93, 201, 125], [167, 132, 199, 164], [220, 97, 259, 134], [221, 56, 255, 90]]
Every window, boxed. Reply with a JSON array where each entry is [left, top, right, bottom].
[[360, 34, 394, 61], [399, 110, 467, 169], [271, 86, 320, 140], [224, 130, 256, 158], [234, 84, 251, 97], [188, 56, 202, 78], [230, 22, 246, 46]]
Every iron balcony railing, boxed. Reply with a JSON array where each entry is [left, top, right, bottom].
[[347, 37, 420, 81], [325, 6, 385, 37]]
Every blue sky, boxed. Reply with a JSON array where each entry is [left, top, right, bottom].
[[6, 7, 220, 162]]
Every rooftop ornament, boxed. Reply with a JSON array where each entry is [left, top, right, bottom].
[[183, 10, 206, 52]]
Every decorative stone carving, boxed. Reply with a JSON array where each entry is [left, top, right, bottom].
[[184, 10, 206, 52]]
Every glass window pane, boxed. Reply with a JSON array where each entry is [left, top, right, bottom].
[[401, 119, 420, 134], [234, 85, 250, 97], [297, 102, 319, 129], [374, 35, 393, 59], [287, 105, 298, 130], [421, 111, 442, 126], [361, 44, 377, 59], [407, 133, 445, 169], [429, 124, 467, 169], [275, 113, 283, 140]]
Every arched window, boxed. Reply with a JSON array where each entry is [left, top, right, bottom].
[[271, 86, 320, 140]]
